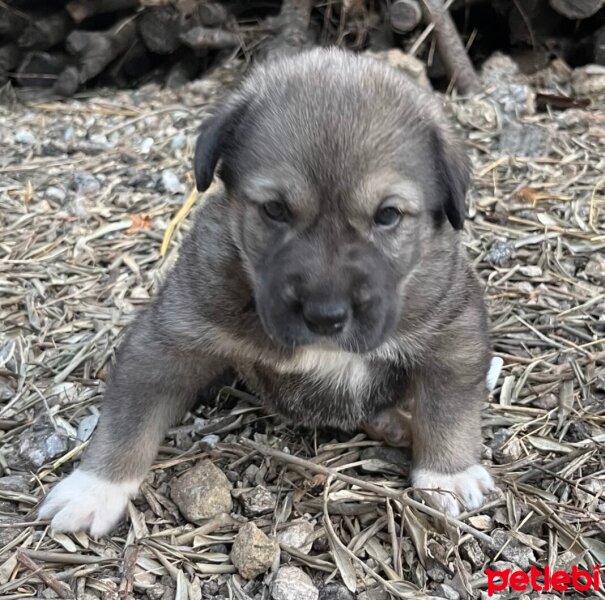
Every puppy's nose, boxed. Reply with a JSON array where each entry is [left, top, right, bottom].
[[302, 301, 349, 336]]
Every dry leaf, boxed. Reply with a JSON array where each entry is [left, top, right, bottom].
[[127, 214, 153, 234]]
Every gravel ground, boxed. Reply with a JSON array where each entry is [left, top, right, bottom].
[[1, 53, 604, 600]]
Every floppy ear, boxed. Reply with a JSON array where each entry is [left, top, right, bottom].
[[433, 129, 470, 231], [194, 102, 244, 192]]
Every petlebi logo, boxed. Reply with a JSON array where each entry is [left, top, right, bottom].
[[486, 565, 601, 596]]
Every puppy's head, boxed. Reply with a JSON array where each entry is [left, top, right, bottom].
[[194, 49, 470, 353]]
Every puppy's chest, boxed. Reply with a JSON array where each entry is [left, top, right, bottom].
[[237, 348, 407, 430]]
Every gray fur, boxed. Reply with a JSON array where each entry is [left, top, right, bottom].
[[77, 48, 491, 486]]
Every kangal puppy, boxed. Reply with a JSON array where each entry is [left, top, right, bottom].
[[40, 48, 497, 537]]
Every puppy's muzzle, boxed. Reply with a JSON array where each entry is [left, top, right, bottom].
[[301, 298, 350, 336]]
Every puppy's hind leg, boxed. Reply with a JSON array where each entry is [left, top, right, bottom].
[[39, 311, 227, 538]]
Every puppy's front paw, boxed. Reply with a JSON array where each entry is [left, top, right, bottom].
[[411, 464, 495, 517], [39, 469, 140, 538]]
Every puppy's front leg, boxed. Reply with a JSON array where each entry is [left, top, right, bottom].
[[39, 310, 227, 538], [410, 333, 495, 516]]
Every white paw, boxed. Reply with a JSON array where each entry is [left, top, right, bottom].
[[39, 469, 140, 538], [411, 464, 495, 517]]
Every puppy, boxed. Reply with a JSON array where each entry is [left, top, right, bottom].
[[40, 48, 495, 537]]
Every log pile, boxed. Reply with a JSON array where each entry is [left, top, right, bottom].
[[0, 0, 604, 96]]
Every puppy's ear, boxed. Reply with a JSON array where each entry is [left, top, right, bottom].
[[433, 129, 470, 231], [194, 101, 246, 192]]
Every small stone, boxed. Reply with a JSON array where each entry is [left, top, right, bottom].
[[571, 65, 605, 96], [231, 522, 279, 579], [468, 514, 493, 531], [72, 171, 101, 195], [0, 475, 29, 493], [159, 169, 185, 195], [243, 463, 260, 482], [481, 53, 535, 115], [277, 521, 314, 554], [46, 186, 66, 202], [170, 459, 233, 524], [171, 133, 187, 151], [493, 435, 522, 465], [200, 434, 220, 449], [237, 485, 276, 516], [434, 584, 460, 600], [18, 427, 69, 468], [360, 446, 410, 470], [486, 240, 514, 267], [318, 582, 354, 600], [272, 566, 318, 600], [77, 414, 98, 442], [452, 98, 499, 132], [490, 530, 535, 569], [358, 588, 388, 600], [134, 565, 157, 587], [460, 538, 485, 570], [519, 265, 543, 278], [585, 254, 605, 282], [0, 516, 21, 546], [146, 584, 165, 600], [15, 129, 36, 144], [427, 567, 446, 583], [140, 137, 154, 154], [534, 393, 558, 410], [89, 133, 112, 148]]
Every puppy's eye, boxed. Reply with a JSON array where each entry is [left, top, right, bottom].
[[262, 200, 290, 223], [373, 206, 402, 228]]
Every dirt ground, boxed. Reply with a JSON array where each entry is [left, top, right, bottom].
[[1, 53, 604, 600]]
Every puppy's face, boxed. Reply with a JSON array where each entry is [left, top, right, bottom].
[[194, 49, 469, 353]]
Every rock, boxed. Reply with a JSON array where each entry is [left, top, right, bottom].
[[170, 459, 232, 524], [319, 583, 354, 600], [72, 171, 101, 195], [460, 538, 486, 570], [585, 254, 605, 282], [277, 521, 314, 554], [490, 530, 535, 570], [140, 137, 154, 154], [498, 122, 549, 158], [15, 129, 36, 144], [360, 446, 410, 472], [244, 463, 260, 483], [200, 434, 220, 449], [46, 186, 66, 202], [492, 434, 522, 465], [486, 240, 515, 267], [358, 588, 388, 600], [481, 53, 536, 116], [519, 265, 543, 278], [365, 49, 431, 89], [171, 133, 187, 151], [89, 133, 112, 148], [434, 584, 460, 600], [159, 169, 185, 195], [18, 426, 69, 469], [77, 414, 98, 442], [0, 516, 21, 546], [0, 475, 29, 493], [231, 522, 279, 579], [236, 485, 276, 517], [571, 65, 605, 96], [272, 566, 318, 600], [452, 98, 499, 132], [427, 566, 447, 582]]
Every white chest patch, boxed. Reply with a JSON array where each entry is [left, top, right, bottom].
[[275, 346, 371, 395]]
